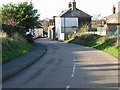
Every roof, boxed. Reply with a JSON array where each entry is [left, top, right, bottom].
[[104, 12, 120, 23], [57, 8, 92, 18], [105, 12, 120, 19]]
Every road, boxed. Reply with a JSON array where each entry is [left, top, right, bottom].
[[3, 38, 119, 88]]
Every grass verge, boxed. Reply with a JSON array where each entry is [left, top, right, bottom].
[[2, 33, 35, 64], [66, 34, 119, 60], [2, 43, 34, 64]]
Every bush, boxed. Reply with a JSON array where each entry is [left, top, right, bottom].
[[26, 34, 34, 44], [104, 36, 117, 46], [80, 25, 89, 34], [2, 24, 26, 36], [2, 33, 34, 63], [74, 34, 100, 42]]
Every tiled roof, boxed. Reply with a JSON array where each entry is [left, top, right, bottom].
[[57, 8, 92, 18], [105, 12, 120, 20], [105, 12, 120, 23]]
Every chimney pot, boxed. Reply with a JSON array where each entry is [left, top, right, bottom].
[[72, 0, 76, 10], [68, 2, 72, 8], [112, 5, 116, 14]]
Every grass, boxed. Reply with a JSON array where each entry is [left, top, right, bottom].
[[1, 33, 35, 64], [2, 43, 34, 64], [66, 33, 119, 60]]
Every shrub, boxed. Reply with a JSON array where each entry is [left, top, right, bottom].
[[104, 36, 117, 46], [26, 34, 34, 44], [80, 24, 89, 34], [114, 37, 120, 49], [2, 24, 25, 36], [2, 33, 34, 63], [78, 34, 100, 41]]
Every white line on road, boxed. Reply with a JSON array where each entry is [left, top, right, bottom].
[[66, 57, 77, 90], [71, 64, 76, 77], [66, 85, 70, 90]]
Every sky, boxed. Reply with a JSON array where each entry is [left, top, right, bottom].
[[0, 0, 119, 20]]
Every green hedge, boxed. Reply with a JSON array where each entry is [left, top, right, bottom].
[[67, 33, 119, 59]]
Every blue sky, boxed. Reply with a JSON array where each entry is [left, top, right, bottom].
[[0, 0, 119, 19]]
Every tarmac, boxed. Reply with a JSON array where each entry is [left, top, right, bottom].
[[2, 41, 47, 81]]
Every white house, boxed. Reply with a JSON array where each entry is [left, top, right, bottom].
[[55, 0, 92, 40]]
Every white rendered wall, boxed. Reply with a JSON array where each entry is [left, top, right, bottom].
[[55, 17, 61, 40], [55, 17, 78, 40], [34, 28, 43, 37]]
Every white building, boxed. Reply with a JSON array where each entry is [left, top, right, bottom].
[[34, 28, 43, 38], [55, 0, 92, 40]]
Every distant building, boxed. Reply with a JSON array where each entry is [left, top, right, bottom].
[[55, 0, 92, 40], [34, 27, 44, 38], [90, 5, 120, 36], [48, 19, 55, 39], [104, 5, 120, 36]]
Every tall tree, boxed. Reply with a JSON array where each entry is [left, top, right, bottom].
[[1, 2, 40, 30], [1, 3, 17, 25], [16, 2, 40, 30]]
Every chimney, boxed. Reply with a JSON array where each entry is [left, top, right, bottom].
[[68, 2, 72, 8], [112, 5, 116, 14], [72, 0, 76, 10]]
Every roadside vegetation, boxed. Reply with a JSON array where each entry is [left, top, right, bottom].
[[65, 25, 120, 60], [0, 2, 40, 64], [1, 32, 34, 64]]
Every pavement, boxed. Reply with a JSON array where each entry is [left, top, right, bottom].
[[2, 38, 119, 88], [2, 40, 47, 81]]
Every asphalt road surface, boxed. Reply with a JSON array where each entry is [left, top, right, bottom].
[[3, 38, 119, 88]]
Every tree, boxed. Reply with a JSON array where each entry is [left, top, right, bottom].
[[92, 14, 102, 28], [16, 2, 40, 30], [1, 2, 40, 30], [1, 3, 17, 26], [41, 19, 49, 35]]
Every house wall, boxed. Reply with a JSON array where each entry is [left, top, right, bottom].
[[61, 17, 78, 33], [55, 17, 78, 40], [61, 17, 78, 40], [89, 27, 106, 36], [97, 27, 106, 35], [106, 24, 119, 36], [48, 28, 53, 39], [34, 28, 43, 38], [78, 17, 91, 29], [55, 17, 61, 40]]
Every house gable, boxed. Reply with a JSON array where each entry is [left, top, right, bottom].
[[54, 0, 92, 40]]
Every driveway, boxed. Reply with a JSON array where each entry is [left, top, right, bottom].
[[3, 38, 119, 88]]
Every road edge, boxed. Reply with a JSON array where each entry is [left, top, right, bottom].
[[2, 43, 47, 82]]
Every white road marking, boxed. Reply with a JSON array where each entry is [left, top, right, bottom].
[[66, 85, 70, 90], [66, 57, 77, 89], [72, 64, 76, 77]]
